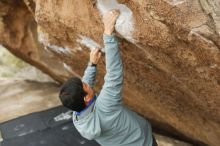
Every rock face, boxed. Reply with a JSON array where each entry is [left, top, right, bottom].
[[0, 0, 219, 145]]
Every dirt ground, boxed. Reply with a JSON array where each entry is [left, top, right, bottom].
[[0, 78, 61, 123]]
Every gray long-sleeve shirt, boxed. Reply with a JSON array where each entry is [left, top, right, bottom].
[[73, 34, 153, 146]]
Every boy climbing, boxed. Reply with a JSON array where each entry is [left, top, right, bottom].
[[59, 9, 157, 146]]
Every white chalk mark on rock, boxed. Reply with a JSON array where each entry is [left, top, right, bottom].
[[77, 35, 104, 52], [97, 0, 135, 43], [63, 63, 73, 73], [210, 64, 217, 69], [164, 0, 185, 6], [47, 44, 72, 55], [63, 62, 81, 77], [76, 46, 83, 51], [37, 30, 49, 45], [38, 29, 73, 55]]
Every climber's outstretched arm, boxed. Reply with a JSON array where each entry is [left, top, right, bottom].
[[97, 10, 123, 111]]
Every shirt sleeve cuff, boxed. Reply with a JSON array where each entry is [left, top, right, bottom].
[[87, 64, 97, 69], [103, 33, 116, 43]]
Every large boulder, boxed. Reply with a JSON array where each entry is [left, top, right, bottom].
[[0, 0, 219, 145]]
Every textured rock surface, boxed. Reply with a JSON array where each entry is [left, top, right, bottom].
[[0, 0, 219, 145]]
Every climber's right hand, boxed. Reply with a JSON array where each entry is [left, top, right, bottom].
[[89, 48, 102, 65], [103, 9, 120, 35]]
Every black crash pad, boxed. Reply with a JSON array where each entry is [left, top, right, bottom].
[[0, 106, 100, 146]]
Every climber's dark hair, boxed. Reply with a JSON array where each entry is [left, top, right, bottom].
[[59, 77, 87, 112]]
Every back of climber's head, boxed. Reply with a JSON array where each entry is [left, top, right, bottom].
[[59, 77, 87, 112]]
